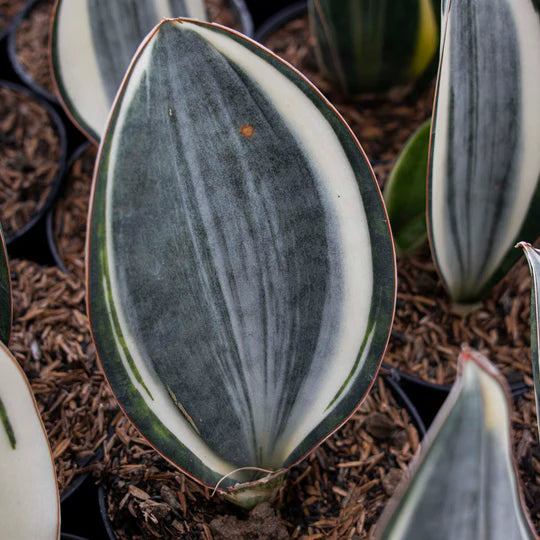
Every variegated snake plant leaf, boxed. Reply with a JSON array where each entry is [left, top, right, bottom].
[[428, 0, 540, 304], [519, 242, 540, 438], [51, 0, 208, 142], [307, 0, 440, 95], [378, 348, 535, 540], [87, 19, 395, 507], [0, 342, 60, 539]]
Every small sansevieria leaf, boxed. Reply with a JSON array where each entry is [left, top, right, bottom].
[[51, 0, 208, 141], [0, 223, 11, 345], [307, 0, 439, 95], [377, 348, 535, 540], [88, 19, 395, 503], [383, 120, 430, 257], [519, 242, 540, 437], [0, 343, 60, 539], [428, 0, 540, 304]]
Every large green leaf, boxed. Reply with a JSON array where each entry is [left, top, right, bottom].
[[52, 0, 207, 141], [0, 222, 11, 345], [88, 19, 395, 499], [0, 343, 60, 539], [307, 0, 439, 95], [519, 242, 540, 437], [378, 349, 535, 539], [384, 120, 430, 257], [428, 0, 540, 304]]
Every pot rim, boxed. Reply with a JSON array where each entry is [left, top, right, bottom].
[[0, 79, 67, 245]]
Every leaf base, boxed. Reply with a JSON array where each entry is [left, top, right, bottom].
[[221, 469, 287, 510]]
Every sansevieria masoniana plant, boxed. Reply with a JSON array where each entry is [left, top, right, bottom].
[[87, 19, 396, 508], [377, 348, 535, 539], [307, 0, 440, 96], [428, 0, 540, 305], [51, 0, 207, 142], [519, 242, 540, 437], [0, 227, 60, 539]]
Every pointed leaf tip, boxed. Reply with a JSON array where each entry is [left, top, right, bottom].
[[378, 348, 534, 540], [428, 0, 540, 302], [519, 241, 540, 439]]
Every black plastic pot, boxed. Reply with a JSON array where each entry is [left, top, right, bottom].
[[98, 486, 116, 540], [62, 475, 110, 540], [8, 0, 58, 103], [383, 363, 449, 429], [229, 0, 254, 36], [46, 140, 93, 274], [245, 0, 304, 31], [0, 80, 66, 252], [254, 0, 307, 44], [384, 372, 427, 436], [0, 0, 27, 44], [384, 362, 531, 429]]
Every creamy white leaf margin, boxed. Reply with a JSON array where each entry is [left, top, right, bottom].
[[378, 350, 534, 540], [0, 343, 60, 540], [519, 242, 540, 437], [54, 0, 206, 140], [430, 0, 540, 299], [103, 21, 373, 473]]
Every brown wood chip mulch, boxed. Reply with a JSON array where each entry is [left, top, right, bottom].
[[53, 144, 96, 282], [0, 86, 60, 238], [206, 0, 243, 30], [386, 247, 534, 387], [0, 0, 25, 34], [15, 0, 56, 95], [98, 377, 419, 539], [9, 258, 118, 495]]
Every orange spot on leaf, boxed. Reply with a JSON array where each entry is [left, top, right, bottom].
[[240, 124, 254, 137]]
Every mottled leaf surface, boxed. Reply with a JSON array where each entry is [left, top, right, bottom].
[[0, 344, 59, 540], [429, 0, 540, 303], [308, 0, 439, 94], [384, 120, 430, 257], [378, 349, 535, 540], [89, 20, 394, 488], [52, 0, 207, 140], [519, 242, 540, 437]]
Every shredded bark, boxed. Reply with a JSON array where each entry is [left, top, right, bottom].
[[9, 259, 118, 494], [15, 0, 56, 94], [0, 0, 25, 34], [53, 144, 96, 281], [385, 247, 535, 386], [0, 86, 60, 238], [205, 0, 243, 30], [98, 378, 418, 539]]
